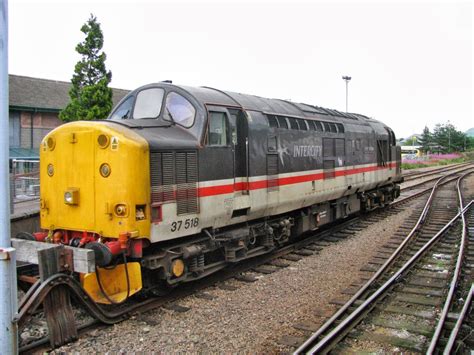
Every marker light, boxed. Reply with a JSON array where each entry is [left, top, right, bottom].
[[47, 164, 54, 177], [100, 163, 111, 177], [47, 137, 56, 150], [98, 134, 109, 148]]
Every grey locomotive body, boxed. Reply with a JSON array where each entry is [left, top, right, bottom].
[[108, 83, 402, 291]]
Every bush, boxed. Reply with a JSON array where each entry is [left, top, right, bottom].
[[401, 153, 469, 170]]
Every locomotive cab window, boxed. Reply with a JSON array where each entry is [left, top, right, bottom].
[[132, 88, 165, 119], [163, 92, 196, 128], [208, 112, 228, 146], [110, 96, 134, 120]]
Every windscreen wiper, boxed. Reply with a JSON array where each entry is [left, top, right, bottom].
[[166, 107, 177, 125]]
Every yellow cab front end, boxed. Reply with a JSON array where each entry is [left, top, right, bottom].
[[40, 121, 151, 303]]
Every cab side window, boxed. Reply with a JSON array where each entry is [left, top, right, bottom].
[[208, 112, 228, 146]]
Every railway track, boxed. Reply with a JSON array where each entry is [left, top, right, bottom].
[[400, 163, 474, 194], [294, 171, 474, 354], [17, 166, 473, 353], [402, 162, 473, 182]]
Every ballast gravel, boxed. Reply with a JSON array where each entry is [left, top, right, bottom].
[[55, 205, 417, 353]]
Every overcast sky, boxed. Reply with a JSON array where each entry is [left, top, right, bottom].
[[8, 0, 473, 138]]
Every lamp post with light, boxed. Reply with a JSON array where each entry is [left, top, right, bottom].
[[342, 76, 351, 112]]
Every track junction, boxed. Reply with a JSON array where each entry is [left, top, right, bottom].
[[15, 162, 474, 353]]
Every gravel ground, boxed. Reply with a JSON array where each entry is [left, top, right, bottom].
[[53, 201, 419, 353]]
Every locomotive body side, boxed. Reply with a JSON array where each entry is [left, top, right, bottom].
[[34, 83, 402, 302]]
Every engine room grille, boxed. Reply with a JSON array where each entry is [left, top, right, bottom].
[[150, 151, 199, 215], [176, 151, 199, 215], [150, 152, 175, 203], [267, 154, 279, 191], [323, 160, 335, 179]]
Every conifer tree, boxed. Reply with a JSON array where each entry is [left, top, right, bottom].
[[418, 126, 432, 153], [60, 14, 112, 121]]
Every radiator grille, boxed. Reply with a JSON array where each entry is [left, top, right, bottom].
[[150, 152, 163, 203], [150, 150, 199, 215], [335, 138, 345, 156], [323, 160, 335, 179], [176, 152, 199, 215], [267, 154, 279, 191], [150, 152, 176, 203]]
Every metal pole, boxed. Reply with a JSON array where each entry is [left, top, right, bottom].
[[448, 129, 451, 152], [0, 0, 18, 353], [447, 121, 451, 153], [342, 76, 351, 112], [345, 80, 348, 112]]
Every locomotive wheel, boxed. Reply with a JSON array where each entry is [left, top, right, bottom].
[[150, 281, 176, 297]]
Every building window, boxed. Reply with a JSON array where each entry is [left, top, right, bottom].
[[9, 111, 20, 148]]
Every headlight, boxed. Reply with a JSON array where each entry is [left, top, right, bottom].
[[64, 191, 73, 203], [64, 188, 79, 205], [100, 163, 111, 177]]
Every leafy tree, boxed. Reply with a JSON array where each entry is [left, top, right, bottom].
[[432, 123, 467, 153], [60, 14, 112, 122], [417, 126, 432, 153]]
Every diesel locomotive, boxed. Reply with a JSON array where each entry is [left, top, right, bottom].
[[36, 82, 402, 303]]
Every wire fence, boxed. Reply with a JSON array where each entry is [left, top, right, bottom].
[[10, 159, 40, 215]]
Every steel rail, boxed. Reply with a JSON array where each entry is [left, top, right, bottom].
[[301, 200, 473, 354], [443, 284, 474, 354], [294, 174, 450, 354], [402, 162, 473, 181], [20, 169, 472, 353], [400, 164, 474, 193], [427, 171, 472, 353]]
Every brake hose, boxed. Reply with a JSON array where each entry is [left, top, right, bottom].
[[95, 252, 131, 305]]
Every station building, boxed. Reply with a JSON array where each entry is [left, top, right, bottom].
[[8, 74, 129, 160]]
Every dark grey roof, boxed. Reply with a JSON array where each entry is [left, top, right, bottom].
[[9, 74, 130, 111], [178, 84, 371, 121]]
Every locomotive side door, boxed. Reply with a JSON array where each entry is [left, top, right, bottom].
[[227, 108, 251, 217], [227, 108, 249, 195], [205, 106, 250, 217]]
